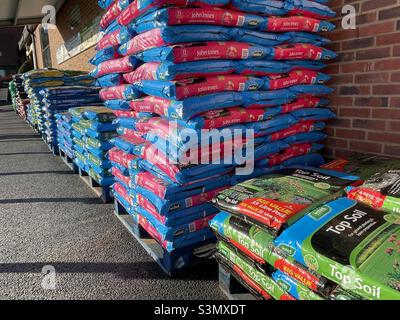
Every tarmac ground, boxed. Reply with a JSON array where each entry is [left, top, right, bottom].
[[0, 105, 224, 300]]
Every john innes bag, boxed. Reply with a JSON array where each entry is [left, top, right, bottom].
[[135, 75, 264, 100], [117, 0, 230, 26], [135, 41, 278, 63], [229, 0, 336, 20], [212, 167, 360, 234], [134, 7, 267, 33], [133, 7, 335, 33], [274, 198, 400, 300], [90, 56, 140, 78]]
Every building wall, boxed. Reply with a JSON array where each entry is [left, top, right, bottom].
[[326, 0, 400, 158], [35, 0, 102, 72], [0, 27, 24, 75]]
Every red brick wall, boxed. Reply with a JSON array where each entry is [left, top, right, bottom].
[[35, 0, 102, 72], [325, 0, 400, 159]]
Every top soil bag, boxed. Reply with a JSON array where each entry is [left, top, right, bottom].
[[274, 198, 400, 300], [133, 7, 335, 34], [212, 166, 360, 234], [210, 211, 335, 295], [346, 170, 400, 216], [117, 0, 230, 26], [321, 155, 400, 181]]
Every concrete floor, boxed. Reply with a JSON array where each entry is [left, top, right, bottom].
[[0, 105, 224, 300]]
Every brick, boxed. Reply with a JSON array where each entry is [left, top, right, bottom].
[[339, 107, 371, 118], [325, 138, 349, 148], [336, 128, 366, 140], [342, 37, 374, 51], [355, 73, 389, 84], [393, 46, 400, 56], [329, 118, 352, 128], [384, 145, 400, 157], [341, 62, 373, 73], [337, 52, 355, 62], [330, 74, 353, 85], [358, 21, 395, 37], [379, 6, 400, 20], [390, 97, 400, 108], [372, 109, 400, 119], [330, 96, 354, 106], [330, 29, 358, 42], [350, 141, 382, 154], [374, 58, 400, 71], [354, 97, 388, 107], [373, 85, 400, 95], [362, 0, 396, 12], [359, 86, 371, 95], [388, 121, 400, 131], [357, 12, 376, 25], [356, 47, 391, 60], [339, 86, 359, 95], [353, 119, 386, 130], [391, 72, 400, 82], [376, 33, 400, 46], [368, 132, 400, 144]]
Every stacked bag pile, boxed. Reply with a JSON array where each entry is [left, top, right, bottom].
[[9, 77, 18, 113], [93, 0, 339, 269], [56, 112, 75, 159], [41, 86, 102, 149], [9, 74, 29, 119], [68, 106, 117, 188], [21, 69, 101, 149], [211, 165, 400, 300]]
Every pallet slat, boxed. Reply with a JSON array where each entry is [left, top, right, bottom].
[[78, 168, 113, 204], [113, 198, 215, 277]]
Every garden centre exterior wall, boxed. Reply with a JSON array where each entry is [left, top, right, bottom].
[[326, 0, 400, 158], [34, 0, 102, 72]]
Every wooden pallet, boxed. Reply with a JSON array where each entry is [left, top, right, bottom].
[[113, 198, 216, 277], [58, 148, 78, 173], [78, 167, 113, 204], [218, 264, 258, 301]]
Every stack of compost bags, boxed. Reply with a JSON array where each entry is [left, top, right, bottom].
[[41, 86, 102, 149], [211, 166, 400, 300], [93, 0, 338, 265], [9, 78, 18, 113], [10, 75, 29, 119], [56, 112, 75, 159], [69, 106, 117, 187], [21, 69, 101, 148]]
